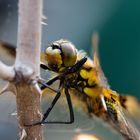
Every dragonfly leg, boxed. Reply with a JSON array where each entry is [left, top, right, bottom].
[[64, 88, 74, 123], [24, 76, 61, 126], [24, 88, 61, 126], [41, 90, 61, 123], [63, 57, 87, 75], [40, 62, 50, 70], [39, 76, 59, 90], [42, 88, 74, 124]]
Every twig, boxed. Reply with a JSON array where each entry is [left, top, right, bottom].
[[14, 0, 43, 140], [0, 61, 15, 81], [0, 1, 43, 139]]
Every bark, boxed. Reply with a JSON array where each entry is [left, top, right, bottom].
[[16, 82, 43, 140]]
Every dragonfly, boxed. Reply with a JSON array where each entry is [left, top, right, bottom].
[[0, 38, 140, 140], [38, 38, 140, 140]]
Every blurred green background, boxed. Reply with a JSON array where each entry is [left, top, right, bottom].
[[0, 0, 140, 140]]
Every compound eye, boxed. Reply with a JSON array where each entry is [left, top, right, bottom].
[[45, 45, 62, 71], [60, 40, 77, 67]]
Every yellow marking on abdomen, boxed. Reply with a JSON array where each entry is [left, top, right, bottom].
[[84, 87, 100, 98]]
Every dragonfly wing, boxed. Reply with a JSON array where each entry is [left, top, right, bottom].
[[0, 41, 47, 66], [92, 32, 109, 88], [0, 42, 16, 64], [120, 95, 140, 127], [105, 99, 140, 140]]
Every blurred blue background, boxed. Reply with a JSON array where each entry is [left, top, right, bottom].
[[0, 0, 140, 139]]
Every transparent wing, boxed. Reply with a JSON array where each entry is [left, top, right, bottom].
[[105, 97, 140, 140], [42, 89, 127, 140], [0, 41, 47, 65], [120, 95, 140, 127], [91, 33, 140, 139], [0, 42, 18, 139], [0, 42, 16, 65], [92, 32, 109, 88]]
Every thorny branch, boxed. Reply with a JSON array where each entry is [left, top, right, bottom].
[[0, 0, 43, 140]]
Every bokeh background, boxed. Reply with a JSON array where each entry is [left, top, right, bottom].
[[0, 0, 140, 140], [1, 0, 140, 98]]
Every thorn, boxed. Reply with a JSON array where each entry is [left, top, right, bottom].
[[11, 110, 17, 116], [41, 21, 47, 25], [42, 15, 47, 25], [0, 82, 17, 95], [0, 83, 9, 95], [20, 129, 27, 140], [42, 15, 47, 20], [31, 80, 42, 95]]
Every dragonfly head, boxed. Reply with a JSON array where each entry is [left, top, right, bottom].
[[45, 39, 77, 72]]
